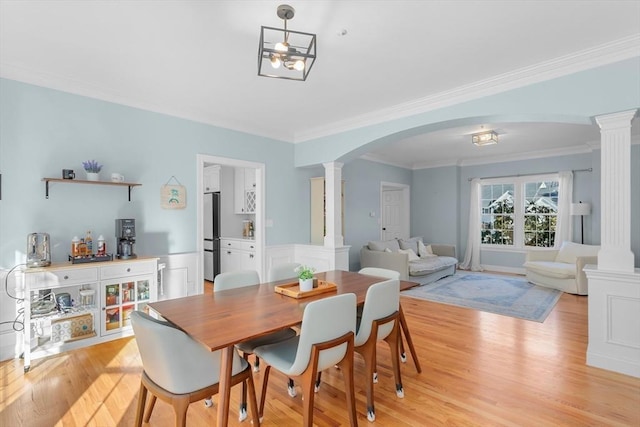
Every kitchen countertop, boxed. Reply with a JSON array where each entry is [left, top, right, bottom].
[[220, 236, 255, 241]]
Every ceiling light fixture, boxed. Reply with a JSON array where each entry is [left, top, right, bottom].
[[471, 130, 499, 146], [258, 4, 317, 81]]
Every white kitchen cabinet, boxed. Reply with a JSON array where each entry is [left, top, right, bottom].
[[21, 258, 157, 372], [204, 165, 221, 193], [100, 261, 156, 336], [310, 177, 345, 245], [219, 238, 256, 274], [234, 167, 256, 214]]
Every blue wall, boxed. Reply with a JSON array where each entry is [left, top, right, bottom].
[[2, 56, 639, 271], [408, 148, 640, 269], [342, 159, 412, 271], [0, 79, 304, 267]]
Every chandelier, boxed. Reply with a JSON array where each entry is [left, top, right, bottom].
[[258, 4, 317, 81], [471, 130, 499, 146]]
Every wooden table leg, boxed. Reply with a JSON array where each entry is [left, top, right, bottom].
[[399, 304, 422, 373], [217, 345, 234, 427]]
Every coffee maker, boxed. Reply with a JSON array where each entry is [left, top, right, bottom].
[[116, 219, 137, 259]]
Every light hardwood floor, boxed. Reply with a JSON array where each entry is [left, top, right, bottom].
[[1, 282, 639, 426]]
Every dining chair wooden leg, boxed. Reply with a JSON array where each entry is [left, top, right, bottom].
[[258, 365, 272, 418], [245, 370, 261, 426], [399, 304, 422, 373], [385, 321, 404, 398], [299, 367, 317, 427], [135, 382, 147, 427], [172, 396, 190, 427], [337, 339, 358, 427], [143, 394, 157, 422], [239, 354, 250, 421]]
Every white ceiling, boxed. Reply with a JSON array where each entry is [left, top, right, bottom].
[[1, 1, 639, 169]]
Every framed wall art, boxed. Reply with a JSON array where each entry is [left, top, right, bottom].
[[161, 176, 186, 209]]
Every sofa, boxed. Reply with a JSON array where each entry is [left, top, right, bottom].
[[360, 237, 458, 285], [523, 241, 599, 295]]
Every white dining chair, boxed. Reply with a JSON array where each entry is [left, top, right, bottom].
[[354, 278, 403, 422], [267, 262, 301, 282], [359, 266, 413, 364], [314, 278, 403, 421], [266, 262, 302, 397], [358, 267, 401, 280], [213, 269, 297, 420], [130, 310, 260, 427], [254, 293, 358, 427]]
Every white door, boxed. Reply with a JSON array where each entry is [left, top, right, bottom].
[[382, 189, 404, 240]]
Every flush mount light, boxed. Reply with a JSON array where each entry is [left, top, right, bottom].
[[471, 130, 499, 146], [258, 4, 317, 81]]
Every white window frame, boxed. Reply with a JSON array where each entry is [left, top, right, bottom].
[[480, 173, 559, 250]]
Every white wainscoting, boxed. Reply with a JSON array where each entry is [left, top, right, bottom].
[[0, 269, 22, 362], [156, 252, 199, 298], [265, 244, 351, 277], [585, 266, 640, 378]]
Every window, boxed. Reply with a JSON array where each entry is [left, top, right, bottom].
[[480, 175, 559, 249]]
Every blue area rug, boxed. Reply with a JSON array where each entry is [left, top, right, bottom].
[[401, 272, 562, 322]]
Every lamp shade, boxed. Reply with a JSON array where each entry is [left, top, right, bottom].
[[570, 202, 591, 216]]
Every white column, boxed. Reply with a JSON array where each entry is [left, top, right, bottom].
[[586, 109, 640, 378], [323, 162, 344, 248], [595, 110, 636, 272]]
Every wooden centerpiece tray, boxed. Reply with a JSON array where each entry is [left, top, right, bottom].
[[274, 280, 337, 299]]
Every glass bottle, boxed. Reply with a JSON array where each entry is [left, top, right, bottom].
[[85, 231, 93, 254], [71, 236, 80, 257], [97, 235, 106, 255]]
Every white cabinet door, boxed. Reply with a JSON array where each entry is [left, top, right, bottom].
[[240, 251, 256, 271], [244, 168, 256, 190], [220, 248, 242, 273], [204, 165, 220, 193], [101, 274, 153, 336], [234, 168, 245, 214], [234, 168, 257, 214]]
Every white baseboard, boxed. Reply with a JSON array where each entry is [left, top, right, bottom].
[[587, 350, 640, 378]]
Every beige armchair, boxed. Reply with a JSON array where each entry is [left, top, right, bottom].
[[523, 241, 599, 295]]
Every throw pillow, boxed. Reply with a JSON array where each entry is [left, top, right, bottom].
[[398, 248, 419, 262], [399, 236, 423, 253], [418, 241, 434, 257]]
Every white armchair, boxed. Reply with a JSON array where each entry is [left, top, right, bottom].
[[523, 241, 599, 295]]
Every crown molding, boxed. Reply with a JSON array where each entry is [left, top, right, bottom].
[[0, 62, 289, 142], [2, 35, 637, 145], [295, 35, 640, 143]]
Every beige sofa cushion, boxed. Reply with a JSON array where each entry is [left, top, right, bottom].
[[555, 241, 600, 264], [523, 261, 575, 279], [409, 256, 458, 276], [368, 239, 400, 252]]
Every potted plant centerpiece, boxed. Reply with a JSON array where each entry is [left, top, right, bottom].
[[295, 265, 315, 292], [82, 160, 103, 181]]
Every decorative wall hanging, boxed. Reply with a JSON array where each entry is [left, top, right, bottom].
[[161, 176, 186, 209]]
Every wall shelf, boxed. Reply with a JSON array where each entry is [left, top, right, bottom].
[[42, 178, 142, 201]]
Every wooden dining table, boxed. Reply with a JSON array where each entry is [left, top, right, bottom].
[[147, 269, 421, 427]]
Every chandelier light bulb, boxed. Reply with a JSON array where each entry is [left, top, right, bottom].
[[270, 55, 281, 68], [275, 42, 288, 52], [293, 59, 305, 71]]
